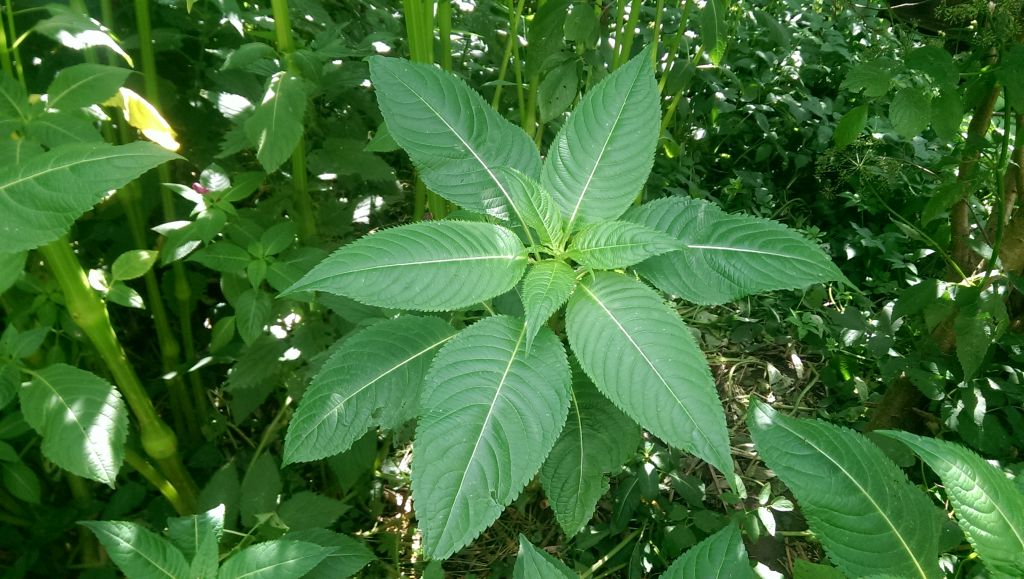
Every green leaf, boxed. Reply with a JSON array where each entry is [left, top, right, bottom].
[[566, 272, 734, 482], [496, 168, 565, 246], [46, 63, 131, 111], [526, 0, 570, 78], [234, 288, 271, 345], [522, 260, 576, 353], [190, 241, 252, 274], [279, 529, 374, 579], [877, 431, 1024, 576], [25, 112, 104, 146], [0, 142, 179, 254], [111, 250, 158, 282], [955, 310, 991, 379], [625, 197, 843, 305], [217, 540, 335, 579], [285, 221, 528, 311], [278, 491, 348, 531], [834, 104, 868, 148], [907, 45, 958, 88], [841, 60, 893, 97], [20, 364, 127, 486], [890, 87, 931, 139], [2, 461, 41, 504], [539, 60, 579, 123], [285, 316, 455, 464], [699, 0, 729, 66], [245, 72, 308, 173], [0, 74, 29, 121], [34, 5, 134, 66], [563, 2, 600, 48], [513, 534, 575, 578], [747, 401, 943, 578], [569, 221, 681, 269], [368, 56, 541, 217], [240, 453, 281, 527], [662, 522, 753, 578], [1000, 46, 1024, 112], [168, 504, 225, 579], [792, 559, 846, 579], [80, 520, 190, 579], [540, 375, 640, 536], [199, 464, 241, 530], [931, 89, 963, 141], [0, 251, 26, 295], [413, 316, 571, 559], [542, 46, 659, 229]]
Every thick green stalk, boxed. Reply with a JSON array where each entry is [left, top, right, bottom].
[[404, 0, 447, 219], [3, 0, 23, 84], [132, 0, 208, 424], [39, 239, 198, 512], [438, 0, 452, 71], [0, 2, 11, 77], [613, 0, 642, 69], [125, 449, 190, 515], [270, 0, 317, 242]]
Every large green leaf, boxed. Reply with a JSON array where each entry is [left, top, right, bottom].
[[699, 0, 729, 65], [539, 375, 640, 536], [569, 220, 681, 269], [566, 272, 734, 481], [167, 504, 225, 578], [747, 401, 943, 578], [20, 364, 127, 486], [46, 63, 131, 111], [284, 316, 456, 464], [284, 221, 528, 311], [80, 521, 190, 579], [0, 74, 29, 121], [878, 431, 1024, 576], [245, 72, 308, 174], [662, 522, 753, 578], [280, 529, 374, 579], [513, 535, 575, 578], [369, 56, 541, 217], [217, 540, 335, 579], [0, 142, 179, 254], [625, 197, 842, 305], [521, 260, 576, 353], [542, 46, 659, 229], [413, 316, 571, 559]]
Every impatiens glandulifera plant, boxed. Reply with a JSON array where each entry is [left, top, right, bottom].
[[281, 45, 843, 559]]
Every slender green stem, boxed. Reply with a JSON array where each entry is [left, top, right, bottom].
[[243, 397, 292, 482], [658, 0, 691, 95], [581, 527, 642, 579], [981, 104, 1017, 285], [125, 449, 191, 515], [614, 0, 642, 69], [513, 37, 527, 129], [0, 2, 11, 77], [651, 0, 666, 66], [404, 0, 447, 219], [3, 0, 23, 84], [39, 239, 198, 512], [490, 0, 527, 110], [438, 0, 452, 71]]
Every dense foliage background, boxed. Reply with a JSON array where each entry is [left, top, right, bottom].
[[0, 0, 1022, 576]]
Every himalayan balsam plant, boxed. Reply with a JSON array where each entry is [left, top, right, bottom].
[[281, 46, 843, 559]]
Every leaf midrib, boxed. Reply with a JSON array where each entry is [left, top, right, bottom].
[[91, 526, 181, 578], [774, 419, 933, 579], [331, 254, 523, 277]]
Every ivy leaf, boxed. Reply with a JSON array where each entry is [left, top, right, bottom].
[[662, 522, 754, 578], [284, 316, 455, 464], [245, 72, 308, 174], [542, 46, 659, 229], [368, 56, 541, 217], [522, 260, 576, 353], [747, 401, 943, 578], [569, 221, 681, 269], [625, 197, 843, 305], [20, 364, 127, 486], [46, 63, 131, 111], [566, 272, 735, 483], [0, 142, 179, 254], [285, 221, 528, 311], [79, 521, 190, 579], [513, 535, 575, 578], [413, 316, 571, 559], [877, 431, 1024, 576], [540, 374, 640, 536], [217, 540, 335, 579]]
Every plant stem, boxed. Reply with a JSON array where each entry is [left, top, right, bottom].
[[3, 0, 23, 84], [404, 0, 447, 218], [438, 0, 452, 71], [0, 1, 11, 77], [658, 0, 692, 95], [132, 0, 208, 427], [613, 0, 642, 69], [39, 239, 198, 512], [581, 527, 642, 579], [490, 0, 527, 110], [125, 449, 191, 515]]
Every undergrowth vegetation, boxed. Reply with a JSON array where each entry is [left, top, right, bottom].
[[0, 0, 1022, 577]]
